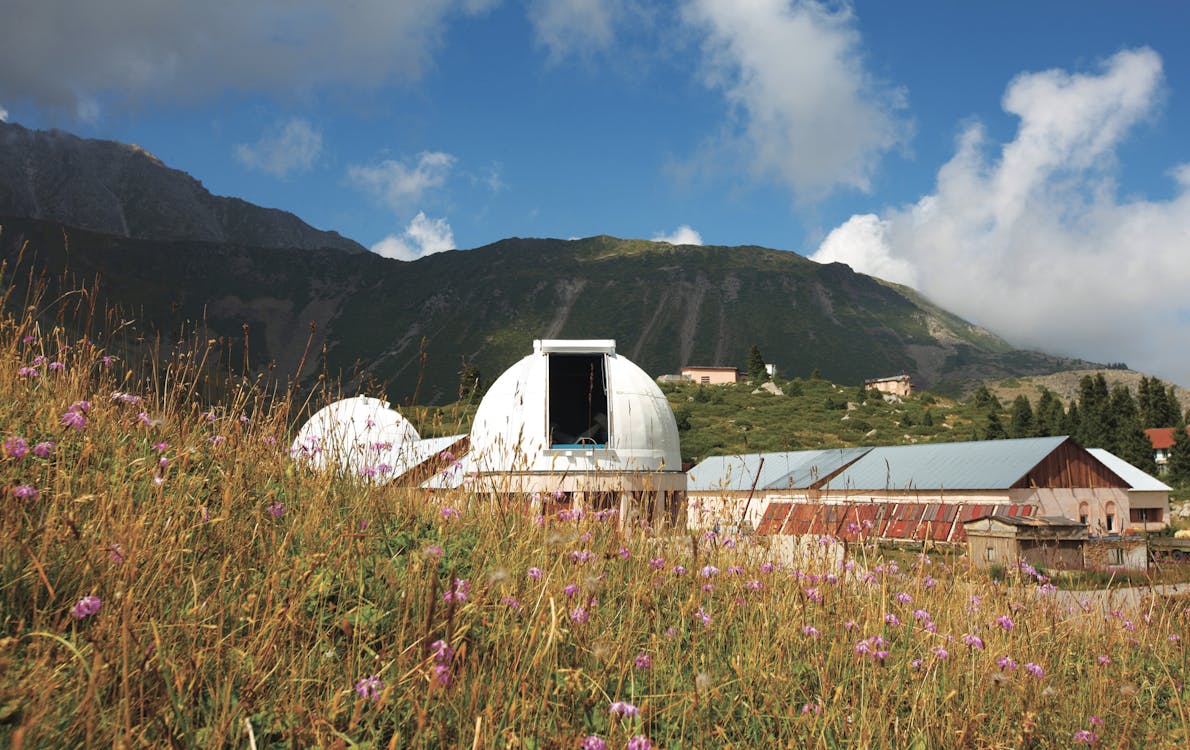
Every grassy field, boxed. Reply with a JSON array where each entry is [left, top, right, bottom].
[[2, 306, 1190, 747]]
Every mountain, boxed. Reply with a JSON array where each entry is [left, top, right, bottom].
[[0, 218, 1097, 404], [0, 121, 364, 254]]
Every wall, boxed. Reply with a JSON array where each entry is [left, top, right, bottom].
[[1084, 538, 1148, 571], [681, 367, 740, 385]]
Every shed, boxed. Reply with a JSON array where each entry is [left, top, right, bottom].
[[1086, 448, 1170, 531], [963, 514, 1087, 571]]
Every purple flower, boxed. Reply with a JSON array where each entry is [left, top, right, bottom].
[[443, 578, 470, 603], [962, 634, 985, 650], [267, 502, 285, 519], [1024, 662, 1044, 678], [895, 592, 912, 604], [618, 546, 631, 560], [804, 587, 823, 604], [580, 737, 607, 750], [71, 595, 102, 619], [802, 625, 820, 639], [1072, 730, 1098, 745], [4, 437, 28, 459], [760, 561, 775, 573], [884, 613, 901, 627], [32, 441, 55, 458], [1096, 655, 1111, 666], [700, 565, 720, 578], [997, 655, 1017, 671], [48, 361, 65, 372], [61, 410, 87, 431], [563, 583, 580, 598], [152, 441, 168, 453], [570, 606, 589, 624], [528, 566, 543, 580], [672, 565, 688, 576], [626, 737, 652, 750], [17, 366, 38, 378], [355, 675, 384, 701], [209, 434, 225, 447], [70, 400, 92, 413], [440, 506, 459, 520], [932, 647, 949, 660], [995, 614, 1014, 632], [649, 557, 665, 570], [13, 484, 39, 500], [423, 544, 444, 559], [429, 639, 454, 662], [107, 544, 125, 563], [633, 652, 652, 670], [501, 596, 521, 609], [694, 607, 711, 627], [745, 579, 763, 591], [609, 700, 639, 718]]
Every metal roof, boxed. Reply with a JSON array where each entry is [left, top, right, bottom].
[[819, 436, 1070, 491], [687, 447, 871, 492], [1086, 448, 1171, 492]]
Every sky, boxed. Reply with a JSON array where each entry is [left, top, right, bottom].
[[2, 1, 1190, 385]]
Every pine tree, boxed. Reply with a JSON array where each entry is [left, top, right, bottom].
[[973, 386, 1001, 410], [921, 409, 934, 427], [747, 345, 768, 382], [1062, 402, 1081, 437], [1010, 395, 1035, 438], [1076, 374, 1111, 447], [458, 359, 483, 401], [1035, 388, 1065, 437], [1166, 426, 1190, 484], [984, 411, 1007, 440]]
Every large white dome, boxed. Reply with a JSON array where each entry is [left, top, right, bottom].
[[291, 396, 421, 479], [469, 340, 683, 480]]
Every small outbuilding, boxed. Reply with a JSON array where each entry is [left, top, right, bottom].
[[468, 339, 686, 528], [963, 514, 1087, 571]]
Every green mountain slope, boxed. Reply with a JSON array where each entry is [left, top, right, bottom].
[[0, 218, 1095, 404]]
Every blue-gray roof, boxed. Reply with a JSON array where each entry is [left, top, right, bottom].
[[819, 436, 1070, 491], [688, 447, 871, 492], [1086, 448, 1171, 492]]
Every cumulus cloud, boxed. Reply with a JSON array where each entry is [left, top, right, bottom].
[[0, 1, 496, 117], [682, 0, 908, 202], [348, 152, 456, 211], [371, 212, 456, 261], [527, 0, 625, 59], [233, 119, 322, 178], [652, 224, 704, 245], [812, 48, 1190, 384]]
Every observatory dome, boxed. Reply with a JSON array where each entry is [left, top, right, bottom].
[[469, 340, 683, 487], [290, 396, 421, 479]]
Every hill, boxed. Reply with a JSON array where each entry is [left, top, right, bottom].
[[0, 121, 364, 254], [0, 219, 1099, 404]]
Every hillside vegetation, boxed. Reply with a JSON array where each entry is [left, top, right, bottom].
[[3, 291, 1188, 747]]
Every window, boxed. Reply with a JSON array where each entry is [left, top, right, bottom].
[[1130, 508, 1161, 523], [1108, 548, 1124, 566], [1106, 514, 1115, 532], [985, 547, 996, 562], [700, 376, 710, 384], [548, 353, 609, 448], [1079, 514, 1088, 525]]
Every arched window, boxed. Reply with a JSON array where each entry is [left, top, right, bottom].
[[1104, 501, 1117, 533], [1078, 501, 1090, 526]]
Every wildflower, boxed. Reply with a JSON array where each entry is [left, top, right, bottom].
[[895, 592, 912, 605], [694, 607, 711, 627], [618, 546, 630, 560], [107, 544, 125, 563], [13, 484, 39, 500], [429, 639, 454, 662], [634, 652, 652, 670], [4, 436, 29, 459], [570, 549, 595, 564], [913, 608, 931, 622], [997, 656, 1017, 671], [442, 578, 470, 604], [805, 587, 823, 604], [910, 658, 924, 670], [70, 400, 92, 413], [801, 702, 822, 715], [962, 634, 985, 650], [528, 566, 543, 580], [672, 565, 688, 576], [844, 620, 857, 631], [924, 575, 937, 589], [569, 606, 589, 623], [700, 565, 720, 578], [501, 596, 521, 609], [1024, 662, 1044, 678], [359, 465, 377, 479], [61, 410, 87, 431], [802, 625, 821, 639], [32, 441, 55, 458], [100, 355, 114, 368], [71, 595, 102, 619], [884, 614, 901, 627], [432, 662, 453, 687], [1072, 730, 1098, 744], [581, 737, 607, 750], [745, 579, 763, 591], [48, 361, 64, 372], [18, 366, 39, 378], [1170, 633, 1182, 643], [563, 583, 580, 598], [267, 502, 285, 519], [968, 595, 982, 612], [440, 506, 459, 520], [209, 434, 225, 447], [995, 614, 1014, 632], [423, 544, 444, 559], [1089, 716, 1103, 726], [626, 737, 652, 750], [21, 335, 36, 343], [152, 441, 168, 453], [649, 557, 665, 570], [609, 700, 639, 718], [262, 435, 277, 447], [354, 675, 384, 701], [932, 646, 949, 660], [760, 561, 775, 573]]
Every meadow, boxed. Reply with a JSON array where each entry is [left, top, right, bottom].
[[2, 305, 1189, 748]]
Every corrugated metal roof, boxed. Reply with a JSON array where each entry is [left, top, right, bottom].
[[687, 447, 871, 492], [820, 436, 1070, 491], [1086, 448, 1171, 492]]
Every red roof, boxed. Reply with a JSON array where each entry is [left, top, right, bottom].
[[1145, 427, 1189, 450]]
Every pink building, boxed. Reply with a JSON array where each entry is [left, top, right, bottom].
[[680, 366, 740, 385]]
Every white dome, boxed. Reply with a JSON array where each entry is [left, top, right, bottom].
[[470, 340, 683, 478], [291, 396, 421, 480]]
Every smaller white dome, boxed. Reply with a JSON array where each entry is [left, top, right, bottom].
[[291, 396, 420, 480]]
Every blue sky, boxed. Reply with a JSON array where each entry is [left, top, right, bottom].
[[3, 1, 1190, 385]]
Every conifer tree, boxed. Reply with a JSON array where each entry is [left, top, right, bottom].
[[747, 345, 768, 382], [458, 359, 483, 401], [984, 411, 1007, 440], [1076, 374, 1112, 447], [922, 409, 934, 427], [1035, 388, 1065, 437], [973, 386, 1001, 410], [1166, 426, 1190, 485], [1010, 395, 1035, 438]]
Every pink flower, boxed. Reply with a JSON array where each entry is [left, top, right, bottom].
[[895, 592, 912, 604], [570, 606, 589, 624], [633, 652, 652, 670], [995, 614, 1014, 632], [802, 625, 820, 639], [267, 502, 285, 519], [962, 634, 984, 650], [71, 595, 102, 619], [700, 565, 720, 578], [609, 700, 639, 718], [649, 557, 665, 570], [626, 737, 652, 750], [745, 579, 763, 591], [423, 544, 444, 559], [4, 437, 28, 459], [152, 441, 168, 453], [501, 596, 521, 609], [527, 566, 543, 580], [694, 607, 711, 627], [1072, 730, 1097, 744], [672, 565, 687, 576], [355, 675, 384, 701], [618, 546, 631, 560], [18, 366, 38, 378], [70, 400, 92, 413], [32, 441, 55, 458], [48, 361, 65, 372], [932, 646, 949, 660], [13, 484, 39, 500], [61, 410, 87, 431], [1024, 662, 1044, 678], [440, 506, 459, 520], [581, 737, 607, 750], [443, 578, 470, 603], [1096, 655, 1111, 666]]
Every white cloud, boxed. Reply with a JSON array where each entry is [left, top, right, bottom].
[[682, 0, 908, 202], [0, 1, 496, 116], [813, 48, 1190, 385], [0, 105, 7, 122], [527, 0, 623, 60], [233, 119, 322, 178], [371, 212, 456, 261], [348, 152, 456, 211], [652, 224, 704, 245]]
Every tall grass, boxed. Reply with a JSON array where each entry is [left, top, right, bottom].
[[1, 292, 1188, 748]]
